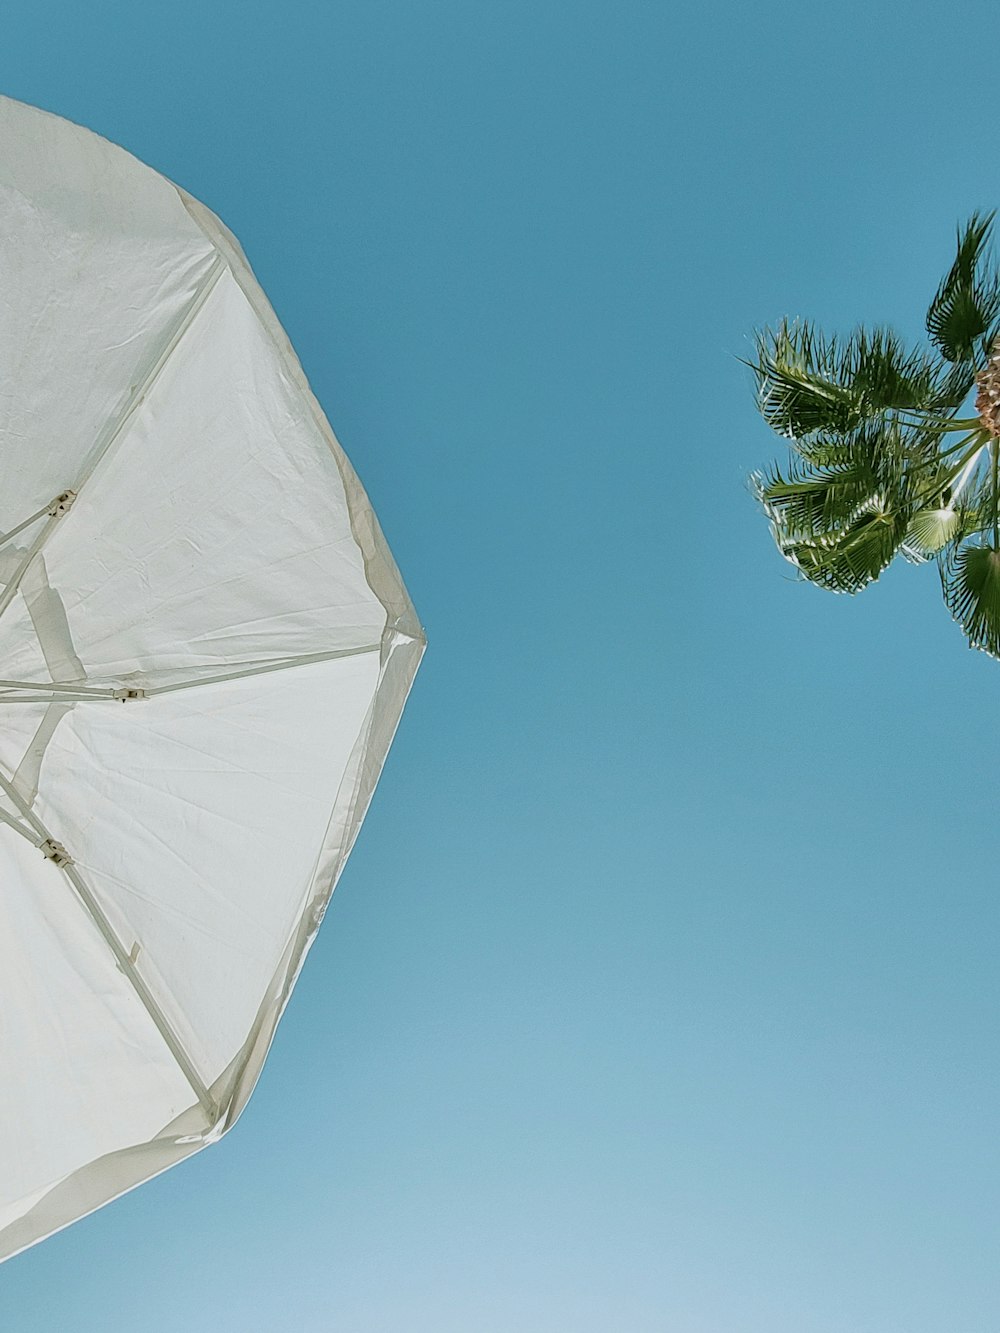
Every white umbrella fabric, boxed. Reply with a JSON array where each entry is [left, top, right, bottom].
[[0, 95, 424, 1261]]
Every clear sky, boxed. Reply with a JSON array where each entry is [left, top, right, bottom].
[[1, 2, 999, 1331]]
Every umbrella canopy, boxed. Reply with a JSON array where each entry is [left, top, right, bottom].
[[0, 95, 424, 1261]]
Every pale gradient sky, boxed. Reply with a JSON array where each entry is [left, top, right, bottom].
[[1, 3, 999, 1331]]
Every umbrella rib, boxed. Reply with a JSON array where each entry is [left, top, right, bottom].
[[0, 764, 216, 1119], [144, 642, 383, 695], [68, 252, 228, 499], [0, 804, 39, 846], [0, 253, 227, 632], [0, 498, 69, 552], [0, 644, 383, 704], [0, 680, 118, 700], [0, 700, 101, 707]]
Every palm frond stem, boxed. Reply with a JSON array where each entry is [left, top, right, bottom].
[[949, 443, 987, 503], [938, 430, 987, 456], [907, 432, 984, 476], [895, 413, 982, 431]]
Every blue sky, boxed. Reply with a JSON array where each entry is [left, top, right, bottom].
[[2, 2, 1000, 1330]]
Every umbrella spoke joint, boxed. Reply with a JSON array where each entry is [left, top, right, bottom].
[[39, 838, 72, 867], [45, 490, 76, 518], [0, 489, 79, 624], [112, 687, 147, 702]]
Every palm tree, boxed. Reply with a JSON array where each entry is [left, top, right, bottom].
[[750, 213, 1000, 657]]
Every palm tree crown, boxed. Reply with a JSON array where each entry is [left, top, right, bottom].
[[751, 213, 1000, 657]]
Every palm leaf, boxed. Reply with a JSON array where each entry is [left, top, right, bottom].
[[792, 433, 861, 468], [754, 458, 881, 539], [756, 416, 919, 535], [926, 212, 1000, 363], [902, 506, 964, 560], [757, 421, 914, 591], [929, 359, 978, 412], [750, 321, 855, 437], [751, 320, 947, 439], [846, 327, 942, 412], [941, 540, 1000, 657], [782, 505, 911, 593]]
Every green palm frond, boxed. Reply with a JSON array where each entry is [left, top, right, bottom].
[[901, 506, 965, 560], [901, 438, 990, 560], [782, 505, 912, 593], [755, 428, 893, 540], [753, 459, 878, 540], [750, 321, 854, 437], [751, 320, 947, 439], [847, 327, 942, 411], [931, 360, 979, 412], [941, 539, 1000, 657], [926, 212, 1000, 363], [791, 433, 861, 468], [755, 420, 914, 591]]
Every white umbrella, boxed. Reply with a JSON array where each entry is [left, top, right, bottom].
[[0, 95, 424, 1261]]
